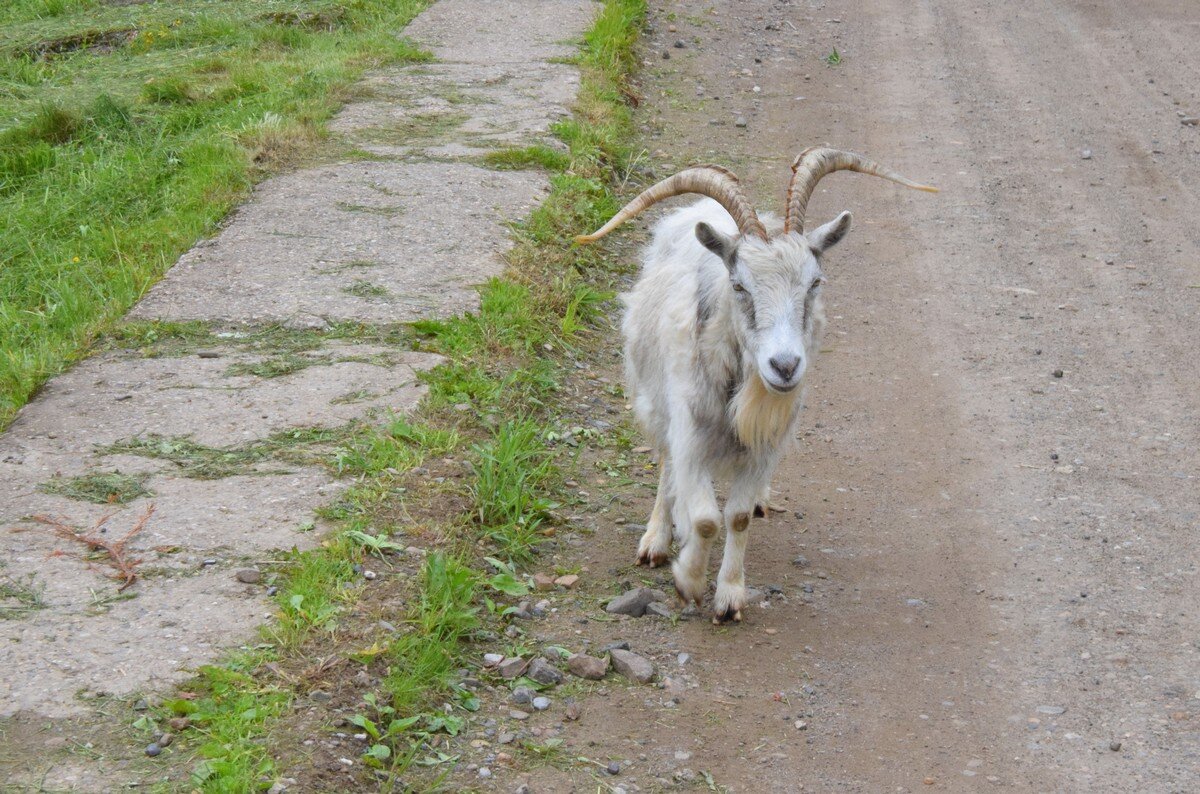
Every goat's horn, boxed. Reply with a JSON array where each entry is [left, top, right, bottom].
[[784, 147, 938, 234], [575, 164, 767, 244]]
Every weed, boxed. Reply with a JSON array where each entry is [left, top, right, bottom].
[[471, 420, 557, 559], [824, 47, 842, 66], [334, 414, 457, 477], [483, 145, 571, 172], [224, 352, 328, 379], [341, 280, 392, 300], [0, 568, 46, 618], [38, 470, 151, 504]]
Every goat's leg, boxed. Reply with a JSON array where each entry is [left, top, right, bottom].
[[714, 470, 766, 623], [753, 483, 771, 518], [670, 455, 720, 608], [637, 455, 673, 567]]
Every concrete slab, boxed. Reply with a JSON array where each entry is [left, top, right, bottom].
[[332, 62, 580, 158], [405, 0, 596, 64], [130, 162, 547, 325]]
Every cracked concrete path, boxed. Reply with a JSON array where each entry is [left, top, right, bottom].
[[0, 0, 596, 764]]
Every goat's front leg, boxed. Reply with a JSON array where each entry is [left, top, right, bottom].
[[637, 454, 673, 567], [713, 469, 770, 623], [670, 452, 720, 608]]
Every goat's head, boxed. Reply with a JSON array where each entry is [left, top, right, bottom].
[[575, 147, 937, 394]]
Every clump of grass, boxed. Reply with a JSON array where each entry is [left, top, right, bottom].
[[342, 280, 391, 300], [824, 47, 842, 66], [225, 352, 327, 379], [102, 425, 349, 479], [471, 420, 557, 559], [0, 567, 46, 619], [334, 414, 458, 477], [482, 145, 571, 172], [38, 470, 151, 504]]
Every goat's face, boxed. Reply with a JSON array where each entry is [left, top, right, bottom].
[[696, 211, 852, 394]]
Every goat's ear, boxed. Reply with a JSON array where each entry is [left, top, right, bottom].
[[806, 211, 852, 255], [695, 222, 737, 268]]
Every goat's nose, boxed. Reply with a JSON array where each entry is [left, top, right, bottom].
[[769, 354, 801, 382]]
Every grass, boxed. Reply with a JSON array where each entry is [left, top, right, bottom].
[[824, 46, 842, 66], [38, 470, 151, 504], [0, 0, 432, 428], [471, 420, 558, 560], [0, 566, 46, 619]]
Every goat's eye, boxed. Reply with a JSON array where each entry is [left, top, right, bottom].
[[732, 282, 746, 293], [809, 278, 823, 290]]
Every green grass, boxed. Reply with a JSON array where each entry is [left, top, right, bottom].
[[0, 566, 46, 619], [471, 420, 557, 560], [37, 469, 151, 503], [0, 0, 432, 427]]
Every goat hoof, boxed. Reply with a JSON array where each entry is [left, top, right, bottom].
[[674, 584, 702, 609], [712, 607, 742, 625], [637, 551, 669, 568], [753, 504, 765, 518]]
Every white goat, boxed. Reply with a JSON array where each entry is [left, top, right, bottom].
[[576, 147, 936, 623]]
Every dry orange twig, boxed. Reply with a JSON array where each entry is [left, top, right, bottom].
[[35, 504, 155, 592]]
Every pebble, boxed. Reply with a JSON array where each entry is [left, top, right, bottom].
[[532, 696, 551, 711], [677, 652, 691, 666], [512, 686, 535, 706], [606, 761, 621, 776], [1036, 705, 1066, 715], [132, 699, 148, 711], [674, 40, 686, 48], [527, 657, 563, 686], [1053, 368, 1064, 378], [1080, 148, 1093, 160], [568, 653, 608, 680], [145, 743, 162, 757], [483, 653, 504, 667], [555, 574, 580, 589], [235, 569, 261, 584], [201, 558, 218, 567], [1110, 740, 1122, 751], [566, 701, 583, 721], [794, 720, 808, 730], [478, 767, 491, 779], [735, 116, 747, 128], [645, 601, 673, 618], [498, 732, 515, 744], [167, 717, 190, 731], [363, 570, 376, 580], [265, 586, 278, 597], [309, 690, 332, 703], [1182, 117, 1199, 126], [610, 649, 655, 684], [601, 641, 631, 652], [792, 555, 810, 567], [606, 587, 661, 617], [532, 573, 556, 591], [509, 709, 530, 721], [157, 732, 174, 747], [498, 658, 529, 679]]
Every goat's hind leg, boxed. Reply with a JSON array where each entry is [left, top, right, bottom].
[[637, 455, 674, 567]]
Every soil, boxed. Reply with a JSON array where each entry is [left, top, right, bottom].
[[463, 0, 1200, 791]]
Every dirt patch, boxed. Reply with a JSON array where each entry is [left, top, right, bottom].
[[22, 28, 138, 59]]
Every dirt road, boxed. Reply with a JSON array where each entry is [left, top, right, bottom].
[[505, 0, 1200, 790]]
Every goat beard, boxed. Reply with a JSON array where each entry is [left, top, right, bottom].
[[728, 369, 803, 450]]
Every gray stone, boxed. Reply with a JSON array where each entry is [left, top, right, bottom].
[[610, 649, 655, 684], [511, 686, 534, 705], [1036, 705, 1066, 715], [532, 696, 551, 711], [605, 587, 662, 617], [497, 658, 529, 679], [527, 657, 563, 686], [567, 653, 608, 680], [645, 602, 673, 618], [235, 569, 261, 584]]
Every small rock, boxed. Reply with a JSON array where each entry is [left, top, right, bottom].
[[794, 720, 808, 730], [745, 588, 766, 606], [1109, 740, 1122, 751], [606, 761, 621, 776], [309, 690, 332, 703], [157, 732, 174, 747], [527, 657, 563, 686], [565, 701, 583, 721], [792, 555, 810, 567], [265, 586, 278, 597], [478, 767, 492, 779], [567, 653, 608, 680], [610, 649, 655, 684], [677, 652, 691, 666], [555, 574, 580, 589], [532, 599, 551, 616], [235, 569, 261, 584], [532, 696, 551, 711], [1181, 117, 1199, 126], [1053, 369, 1064, 378], [645, 601, 673, 618], [498, 731, 516, 744], [1036, 705, 1066, 715], [532, 573, 556, 592], [167, 717, 190, 731], [509, 709, 530, 721], [132, 699, 149, 711], [511, 687, 535, 706], [662, 50, 670, 60], [483, 653, 504, 667], [606, 587, 661, 617], [145, 743, 161, 757], [601, 641, 631, 653], [363, 570, 377, 580], [498, 658, 529, 679], [201, 558, 218, 567], [735, 116, 747, 128], [674, 40, 686, 48], [1080, 148, 1093, 160]]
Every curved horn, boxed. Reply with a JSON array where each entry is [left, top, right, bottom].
[[785, 146, 938, 234], [575, 164, 766, 244]]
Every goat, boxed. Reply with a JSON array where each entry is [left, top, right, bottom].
[[576, 147, 936, 623]]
